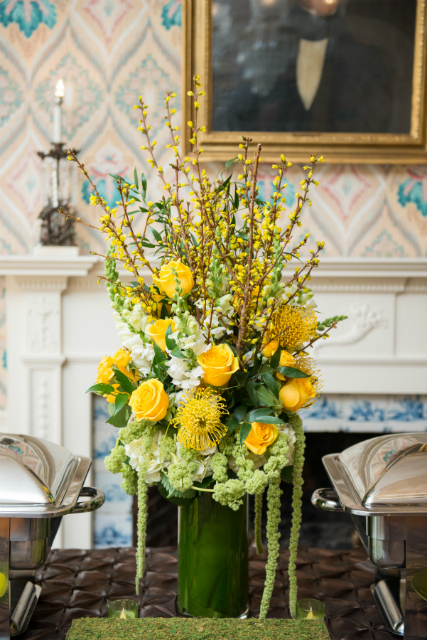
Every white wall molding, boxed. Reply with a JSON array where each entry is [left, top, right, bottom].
[[0, 255, 97, 277]]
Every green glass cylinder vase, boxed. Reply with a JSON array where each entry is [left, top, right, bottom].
[[178, 491, 249, 618]]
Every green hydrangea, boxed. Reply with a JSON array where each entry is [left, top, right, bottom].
[[211, 452, 228, 483], [118, 419, 150, 445], [168, 458, 198, 492], [104, 443, 126, 474], [159, 433, 176, 461], [121, 465, 138, 495], [213, 478, 245, 510]]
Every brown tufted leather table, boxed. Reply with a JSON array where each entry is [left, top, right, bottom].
[[19, 546, 396, 640]]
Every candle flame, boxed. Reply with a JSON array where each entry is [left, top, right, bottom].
[[55, 79, 65, 98], [119, 609, 126, 619], [307, 609, 314, 619]]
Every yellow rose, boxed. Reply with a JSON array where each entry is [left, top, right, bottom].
[[262, 340, 279, 358], [279, 378, 316, 412], [276, 350, 296, 381], [152, 260, 194, 299], [198, 343, 239, 387], [244, 422, 279, 455], [113, 348, 131, 370], [148, 319, 176, 352], [96, 355, 114, 384], [129, 379, 169, 422]]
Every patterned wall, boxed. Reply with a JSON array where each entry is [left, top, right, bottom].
[[0, 0, 427, 414]]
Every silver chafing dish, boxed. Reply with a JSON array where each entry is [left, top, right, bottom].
[[312, 433, 427, 639], [0, 433, 104, 640]]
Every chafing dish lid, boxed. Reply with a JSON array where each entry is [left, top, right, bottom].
[[0, 433, 79, 507], [339, 433, 427, 508]]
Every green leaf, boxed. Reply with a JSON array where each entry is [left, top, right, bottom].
[[245, 382, 258, 406], [281, 465, 294, 484], [170, 347, 186, 359], [133, 167, 139, 190], [109, 173, 124, 183], [249, 415, 285, 425], [141, 173, 147, 196], [278, 366, 309, 379], [106, 403, 131, 429], [112, 366, 134, 395], [165, 324, 176, 351], [113, 393, 129, 416], [86, 383, 115, 395], [225, 156, 238, 169], [262, 373, 279, 397], [270, 344, 281, 369], [225, 418, 240, 433], [193, 477, 214, 490], [256, 385, 278, 407], [152, 341, 167, 365], [159, 472, 196, 505], [151, 228, 162, 242], [233, 405, 248, 423], [247, 407, 273, 422], [233, 371, 248, 388], [239, 422, 252, 447], [215, 174, 231, 193]]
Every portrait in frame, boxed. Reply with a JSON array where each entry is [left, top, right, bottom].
[[183, 0, 427, 163]]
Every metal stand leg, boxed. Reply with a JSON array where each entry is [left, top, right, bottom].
[[0, 519, 10, 640], [405, 516, 427, 640]]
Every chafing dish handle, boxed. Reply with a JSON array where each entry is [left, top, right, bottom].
[[72, 487, 105, 513], [311, 488, 344, 512]]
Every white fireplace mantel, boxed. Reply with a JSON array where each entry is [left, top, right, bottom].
[[1, 253, 427, 548]]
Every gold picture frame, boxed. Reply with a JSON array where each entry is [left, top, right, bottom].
[[183, 0, 427, 164]]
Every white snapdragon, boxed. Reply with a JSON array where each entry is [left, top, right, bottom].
[[125, 431, 171, 484], [114, 312, 154, 375], [280, 424, 296, 464], [167, 356, 204, 390], [195, 294, 234, 340], [286, 284, 317, 308], [165, 314, 210, 390]]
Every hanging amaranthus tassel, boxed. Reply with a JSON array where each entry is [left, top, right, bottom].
[[254, 490, 264, 555], [259, 478, 282, 619], [287, 414, 306, 619], [135, 426, 156, 595], [135, 458, 149, 595]]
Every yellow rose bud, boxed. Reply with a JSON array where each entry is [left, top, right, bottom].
[[276, 350, 296, 380], [152, 260, 194, 299], [244, 422, 279, 455], [96, 355, 114, 384], [197, 343, 239, 387], [129, 379, 169, 422], [148, 318, 175, 352], [113, 348, 131, 370], [262, 340, 279, 358], [279, 378, 316, 412]]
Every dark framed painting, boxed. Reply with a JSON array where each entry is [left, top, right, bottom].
[[183, 0, 427, 163]]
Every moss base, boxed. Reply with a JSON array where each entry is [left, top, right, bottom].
[[66, 617, 330, 640]]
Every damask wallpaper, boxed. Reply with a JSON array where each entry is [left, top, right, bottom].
[[0, 0, 426, 412]]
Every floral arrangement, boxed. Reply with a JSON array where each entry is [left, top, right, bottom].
[[64, 76, 346, 619]]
